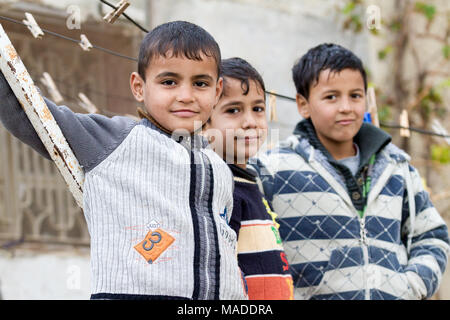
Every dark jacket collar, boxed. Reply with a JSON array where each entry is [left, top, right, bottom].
[[293, 118, 391, 169], [228, 164, 257, 182]]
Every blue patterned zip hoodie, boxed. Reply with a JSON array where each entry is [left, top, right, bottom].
[[252, 118, 450, 300]]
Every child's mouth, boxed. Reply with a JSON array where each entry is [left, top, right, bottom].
[[172, 110, 198, 118], [236, 136, 260, 143], [337, 119, 355, 125]]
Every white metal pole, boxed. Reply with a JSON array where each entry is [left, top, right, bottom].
[[0, 23, 84, 209]]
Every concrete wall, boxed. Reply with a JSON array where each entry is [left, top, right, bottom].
[[0, 246, 90, 299]]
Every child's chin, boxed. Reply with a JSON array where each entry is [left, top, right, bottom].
[[170, 123, 203, 134]]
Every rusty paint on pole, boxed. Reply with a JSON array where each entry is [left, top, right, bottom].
[[0, 23, 84, 208]]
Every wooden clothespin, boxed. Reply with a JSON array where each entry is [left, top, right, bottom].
[[23, 12, 44, 39], [399, 109, 410, 138], [79, 34, 93, 51], [78, 93, 98, 114], [366, 87, 380, 127], [268, 91, 278, 122], [40, 72, 63, 104], [103, 0, 130, 24]]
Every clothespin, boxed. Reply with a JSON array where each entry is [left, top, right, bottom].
[[366, 87, 380, 127], [431, 119, 450, 145], [78, 93, 98, 114], [40, 72, 63, 104], [79, 34, 93, 51], [399, 109, 410, 138], [23, 12, 44, 39], [268, 91, 278, 122], [103, 0, 130, 24]]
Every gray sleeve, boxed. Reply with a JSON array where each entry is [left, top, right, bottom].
[[0, 71, 137, 172]]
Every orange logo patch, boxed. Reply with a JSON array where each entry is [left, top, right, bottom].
[[134, 228, 175, 264]]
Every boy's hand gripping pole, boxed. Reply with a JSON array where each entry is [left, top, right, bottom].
[[0, 24, 84, 209]]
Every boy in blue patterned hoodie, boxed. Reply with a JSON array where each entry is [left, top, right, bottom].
[[252, 43, 450, 300]]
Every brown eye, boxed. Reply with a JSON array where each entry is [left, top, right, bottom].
[[194, 81, 209, 87], [226, 108, 239, 114], [161, 80, 176, 86]]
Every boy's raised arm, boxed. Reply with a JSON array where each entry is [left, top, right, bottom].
[[0, 71, 137, 172], [0, 70, 50, 159]]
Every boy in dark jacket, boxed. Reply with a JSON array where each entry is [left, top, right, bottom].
[[205, 57, 293, 299]]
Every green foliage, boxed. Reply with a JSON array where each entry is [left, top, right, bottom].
[[341, 1, 356, 14], [414, 2, 437, 21], [419, 88, 445, 121], [378, 45, 393, 60], [341, 0, 364, 33], [438, 78, 450, 88], [443, 45, 450, 60], [431, 144, 450, 164], [388, 19, 402, 32], [378, 105, 392, 123]]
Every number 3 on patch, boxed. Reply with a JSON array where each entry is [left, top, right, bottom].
[[134, 228, 175, 264]]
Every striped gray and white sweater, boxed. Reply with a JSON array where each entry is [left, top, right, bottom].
[[0, 74, 247, 300], [252, 119, 450, 300]]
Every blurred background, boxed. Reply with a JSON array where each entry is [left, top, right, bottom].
[[0, 0, 448, 299]]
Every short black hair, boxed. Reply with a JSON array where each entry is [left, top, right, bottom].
[[220, 57, 265, 98], [138, 21, 221, 81], [292, 43, 367, 99]]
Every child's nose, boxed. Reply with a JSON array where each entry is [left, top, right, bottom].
[[339, 98, 353, 112], [176, 85, 195, 103], [242, 112, 257, 128]]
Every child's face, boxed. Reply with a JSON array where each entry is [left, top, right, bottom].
[[296, 68, 366, 155], [206, 77, 267, 167], [130, 53, 222, 133]]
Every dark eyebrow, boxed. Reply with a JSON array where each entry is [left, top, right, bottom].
[[155, 72, 180, 79], [252, 99, 266, 105], [220, 101, 244, 109], [192, 74, 215, 82], [322, 90, 339, 95]]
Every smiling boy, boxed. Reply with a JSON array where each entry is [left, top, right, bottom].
[[0, 21, 247, 300], [205, 57, 293, 300], [253, 43, 449, 300]]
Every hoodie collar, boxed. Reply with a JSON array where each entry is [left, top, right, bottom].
[[293, 118, 391, 168]]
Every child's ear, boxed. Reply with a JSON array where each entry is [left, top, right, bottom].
[[296, 93, 310, 119], [215, 77, 224, 105], [130, 72, 145, 102]]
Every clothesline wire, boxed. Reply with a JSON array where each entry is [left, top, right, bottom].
[[0, 13, 449, 139], [0, 14, 137, 61]]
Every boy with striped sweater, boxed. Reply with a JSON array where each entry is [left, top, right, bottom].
[[0, 21, 247, 300], [205, 57, 293, 299], [252, 43, 450, 300]]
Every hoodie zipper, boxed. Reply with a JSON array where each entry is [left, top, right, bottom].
[[359, 217, 370, 299]]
